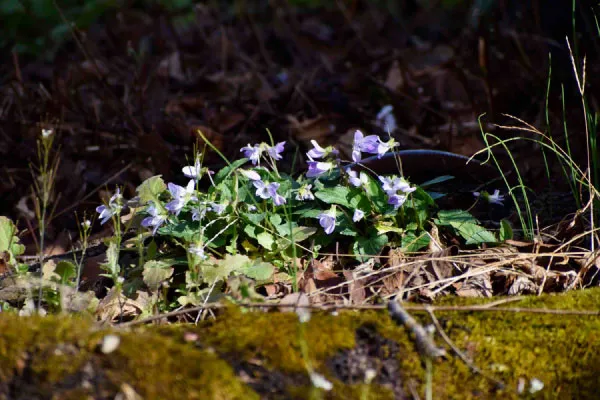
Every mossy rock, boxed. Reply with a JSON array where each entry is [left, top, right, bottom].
[[1, 288, 600, 399]]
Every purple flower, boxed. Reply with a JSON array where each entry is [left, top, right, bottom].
[[307, 140, 328, 159], [273, 193, 286, 206], [473, 189, 505, 206], [182, 159, 202, 179], [252, 180, 287, 205], [379, 176, 415, 195], [141, 202, 168, 235], [192, 206, 207, 221], [376, 138, 398, 158], [306, 161, 334, 178], [296, 184, 314, 201], [240, 144, 263, 165], [375, 105, 397, 133], [96, 188, 123, 225], [188, 244, 207, 259], [96, 205, 113, 225], [210, 202, 227, 215], [388, 194, 407, 209], [352, 130, 379, 162], [353, 209, 365, 222], [165, 180, 197, 215], [267, 141, 286, 161], [346, 168, 370, 188], [318, 207, 337, 235], [239, 169, 261, 181]]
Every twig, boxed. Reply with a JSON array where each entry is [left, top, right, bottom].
[[388, 300, 446, 359]]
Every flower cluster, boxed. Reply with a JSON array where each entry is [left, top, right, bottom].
[[240, 141, 286, 166], [379, 175, 416, 209], [306, 131, 415, 234]]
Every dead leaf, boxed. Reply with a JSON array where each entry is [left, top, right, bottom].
[[454, 273, 493, 297], [279, 292, 310, 313], [96, 288, 151, 323], [342, 269, 366, 304]]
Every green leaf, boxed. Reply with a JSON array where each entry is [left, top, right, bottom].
[[214, 158, 248, 184], [435, 209, 478, 225], [220, 254, 252, 273], [275, 226, 317, 250], [54, 261, 77, 284], [257, 231, 275, 251], [206, 254, 252, 282], [412, 187, 435, 207], [242, 260, 275, 281], [353, 233, 388, 262], [0, 216, 24, 266], [142, 260, 174, 291], [349, 191, 372, 213], [434, 209, 496, 244], [499, 219, 513, 241], [315, 186, 352, 207], [242, 212, 265, 225], [401, 232, 430, 252], [295, 208, 322, 218], [269, 214, 282, 226], [244, 224, 258, 240], [455, 222, 497, 245], [375, 223, 404, 234], [362, 174, 388, 212], [136, 176, 166, 204], [101, 240, 120, 277], [159, 221, 199, 242]]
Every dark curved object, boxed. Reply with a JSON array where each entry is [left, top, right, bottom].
[[346, 150, 499, 184]]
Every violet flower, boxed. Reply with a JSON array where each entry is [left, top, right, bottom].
[[352, 130, 379, 162], [306, 160, 334, 178], [188, 244, 207, 260], [388, 194, 407, 209], [141, 202, 168, 235], [375, 105, 397, 133], [346, 169, 369, 188], [306, 140, 328, 159], [165, 180, 197, 216], [296, 184, 315, 201], [96, 188, 123, 225], [209, 202, 227, 215], [473, 189, 505, 206], [239, 169, 261, 181], [318, 207, 337, 235], [353, 209, 365, 222], [182, 159, 202, 179], [192, 206, 207, 221], [253, 180, 286, 205], [267, 141, 286, 161], [240, 144, 263, 165], [376, 137, 398, 158], [379, 176, 415, 195]]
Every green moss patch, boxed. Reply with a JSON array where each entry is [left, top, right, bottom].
[[1, 288, 600, 398]]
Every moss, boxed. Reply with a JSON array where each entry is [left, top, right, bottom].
[[1, 288, 600, 398], [103, 329, 257, 399]]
